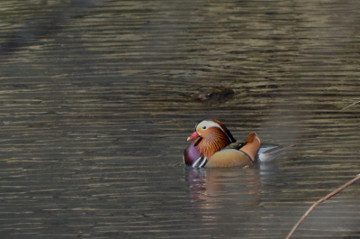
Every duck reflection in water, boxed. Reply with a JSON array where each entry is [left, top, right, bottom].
[[185, 167, 262, 208], [184, 163, 280, 235]]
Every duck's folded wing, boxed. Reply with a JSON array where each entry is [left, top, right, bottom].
[[206, 149, 253, 168]]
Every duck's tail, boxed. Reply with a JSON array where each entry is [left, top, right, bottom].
[[258, 144, 295, 163]]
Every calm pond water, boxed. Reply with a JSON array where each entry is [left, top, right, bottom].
[[0, 0, 359, 238]]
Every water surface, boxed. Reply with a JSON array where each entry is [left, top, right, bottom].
[[0, 0, 359, 238]]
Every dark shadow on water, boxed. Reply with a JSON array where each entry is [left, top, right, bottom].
[[0, 0, 105, 58]]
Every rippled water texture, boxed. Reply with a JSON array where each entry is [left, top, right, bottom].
[[0, 0, 359, 238]]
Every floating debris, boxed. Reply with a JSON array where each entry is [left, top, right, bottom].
[[191, 87, 235, 104]]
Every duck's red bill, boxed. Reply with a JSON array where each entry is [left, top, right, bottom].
[[187, 131, 200, 141]]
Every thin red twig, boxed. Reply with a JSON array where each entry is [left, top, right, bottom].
[[286, 174, 360, 239]]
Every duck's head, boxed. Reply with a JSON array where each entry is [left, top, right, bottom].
[[187, 119, 236, 159]]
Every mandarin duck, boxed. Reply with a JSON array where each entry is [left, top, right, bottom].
[[184, 119, 261, 168]]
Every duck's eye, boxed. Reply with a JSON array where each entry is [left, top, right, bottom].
[[202, 126, 207, 130]]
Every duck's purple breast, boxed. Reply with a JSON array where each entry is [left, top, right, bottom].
[[183, 141, 201, 166]]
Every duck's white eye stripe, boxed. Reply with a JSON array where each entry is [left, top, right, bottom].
[[198, 121, 222, 130], [198, 120, 233, 142]]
